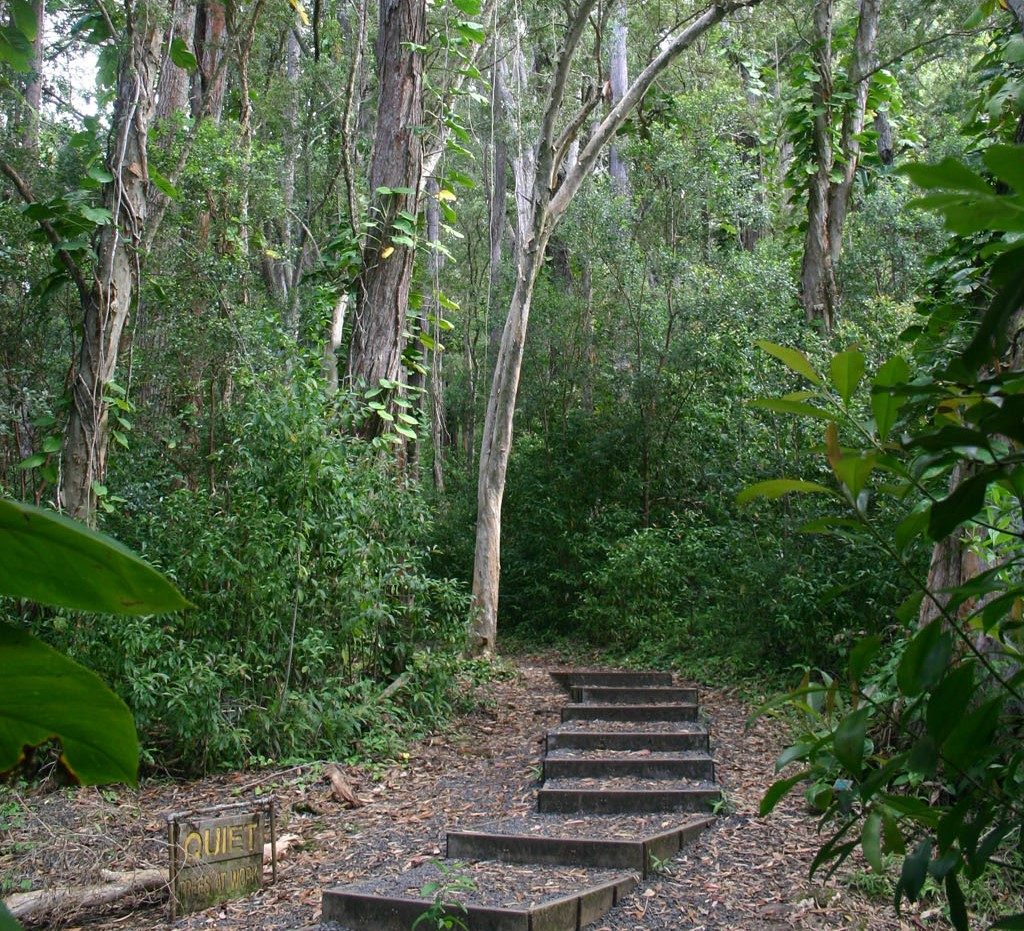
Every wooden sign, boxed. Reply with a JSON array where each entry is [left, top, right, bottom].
[[167, 799, 276, 917]]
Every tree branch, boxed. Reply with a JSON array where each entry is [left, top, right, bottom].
[[0, 158, 92, 304], [550, 0, 763, 224]]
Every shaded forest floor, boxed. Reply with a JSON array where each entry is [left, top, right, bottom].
[[3, 656, 943, 929]]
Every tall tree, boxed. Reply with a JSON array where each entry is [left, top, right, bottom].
[[59, 0, 166, 522], [799, 0, 881, 331], [348, 0, 426, 421], [469, 0, 762, 655]]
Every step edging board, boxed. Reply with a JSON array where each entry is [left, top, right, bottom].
[[536, 787, 721, 815], [446, 816, 714, 878], [560, 703, 698, 723], [546, 730, 710, 753], [321, 872, 638, 931], [542, 755, 715, 781]]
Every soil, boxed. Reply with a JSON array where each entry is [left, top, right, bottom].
[[545, 749, 708, 760], [552, 720, 707, 733], [348, 859, 626, 910], [462, 813, 708, 841], [1, 656, 938, 929], [541, 776, 715, 791]]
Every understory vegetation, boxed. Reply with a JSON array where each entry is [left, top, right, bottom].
[[2, 0, 1024, 924]]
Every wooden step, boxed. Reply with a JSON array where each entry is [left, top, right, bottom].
[[543, 752, 715, 781], [446, 816, 713, 877], [561, 703, 698, 723], [537, 784, 720, 815], [570, 685, 698, 705], [546, 728, 710, 753], [550, 670, 673, 691], [322, 862, 637, 931]]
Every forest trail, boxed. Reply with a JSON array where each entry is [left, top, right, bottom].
[[5, 659, 923, 929]]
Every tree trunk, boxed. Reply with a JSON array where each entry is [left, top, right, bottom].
[[59, 2, 165, 523], [323, 293, 347, 392], [192, 0, 227, 121], [468, 0, 750, 655], [607, 0, 629, 195], [799, 0, 837, 331], [154, 0, 196, 123], [22, 0, 44, 151], [826, 0, 881, 268], [347, 0, 426, 425]]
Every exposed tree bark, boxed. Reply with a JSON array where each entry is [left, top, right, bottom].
[[874, 108, 894, 165], [192, 0, 227, 121], [323, 293, 347, 393], [347, 0, 426, 431], [826, 0, 880, 267], [800, 0, 881, 331], [59, 1, 165, 523], [799, 0, 837, 331], [154, 0, 196, 123], [22, 0, 44, 151], [607, 0, 629, 195], [469, 0, 760, 655]]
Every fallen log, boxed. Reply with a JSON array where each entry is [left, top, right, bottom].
[[5, 833, 300, 923]]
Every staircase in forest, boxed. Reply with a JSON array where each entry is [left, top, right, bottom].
[[321, 669, 719, 931]]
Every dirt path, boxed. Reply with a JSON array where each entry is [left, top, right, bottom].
[[2, 658, 926, 929]]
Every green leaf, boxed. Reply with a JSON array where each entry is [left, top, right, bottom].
[[897, 621, 952, 697], [18, 454, 45, 470], [832, 453, 877, 500], [830, 350, 865, 404], [901, 158, 991, 194], [79, 205, 112, 225], [0, 902, 22, 931], [928, 472, 991, 540], [946, 872, 968, 931], [898, 839, 933, 905], [760, 770, 811, 815], [42, 435, 61, 453], [1, 24, 33, 71], [942, 697, 1002, 772], [833, 706, 869, 775], [0, 498, 189, 614], [849, 634, 881, 682], [862, 812, 884, 873], [926, 662, 976, 743], [754, 340, 824, 385], [895, 504, 929, 551], [148, 166, 180, 201], [736, 478, 833, 505], [982, 145, 1024, 194], [87, 164, 114, 183], [170, 36, 198, 70], [872, 356, 909, 440], [10, 0, 38, 41], [991, 915, 1024, 929], [0, 624, 139, 785]]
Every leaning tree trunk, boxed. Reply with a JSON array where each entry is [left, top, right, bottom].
[[468, 0, 754, 655], [799, 0, 837, 331], [59, 1, 164, 523], [347, 0, 426, 429]]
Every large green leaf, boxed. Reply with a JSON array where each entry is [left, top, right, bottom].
[[754, 340, 824, 386], [897, 621, 952, 697], [833, 706, 869, 775], [0, 903, 20, 931], [928, 472, 992, 541], [830, 350, 865, 405], [0, 624, 139, 785], [0, 498, 189, 614]]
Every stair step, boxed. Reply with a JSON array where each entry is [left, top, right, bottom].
[[537, 778, 720, 814], [446, 815, 713, 877], [550, 670, 674, 691], [537, 787, 720, 815], [570, 685, 698, 705], [547, 728, 710, 753], [543, 752, 715, 781], [322, 860, 637, 931], [561, 703, 698, 723]]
